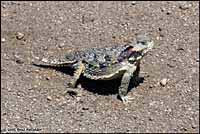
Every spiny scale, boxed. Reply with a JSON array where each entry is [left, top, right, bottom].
[[32, 61, 76, 68]]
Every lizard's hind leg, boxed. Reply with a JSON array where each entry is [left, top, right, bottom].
[[68, 62, 85, 88]]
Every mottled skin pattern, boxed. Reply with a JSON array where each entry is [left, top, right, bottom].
[[33, 35, 154, 103]]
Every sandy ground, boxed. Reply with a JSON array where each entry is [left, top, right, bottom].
[[1, 1, 199, 133]]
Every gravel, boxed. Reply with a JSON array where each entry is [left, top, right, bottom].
[[160, 78, 168, 86], [16, 32, 25, 40]]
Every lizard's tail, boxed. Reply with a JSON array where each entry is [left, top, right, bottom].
[[32, 61, 76, 68]]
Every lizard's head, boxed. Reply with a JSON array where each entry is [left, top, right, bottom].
[[118, 35, 154, 63]]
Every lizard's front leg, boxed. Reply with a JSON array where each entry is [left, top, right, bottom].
[[68, 62, 85, 88], [132, 61, 141, 84], [118, 66, 136, 103]]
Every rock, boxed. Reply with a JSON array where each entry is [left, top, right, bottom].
[[149, 85, 154, 88], [43, 46, 48, 50], [47, 96, 52, 101], [131, 1, 136, 5], [179, 3, 192, 10], [1, 38, 6, 43], [14, 55, 24, 64], [26, 69, 31, 73], [34, 69, 40, 73], [16, 58, 24, 64], [58, 42, 65, 48], [82, 107, 89, 110], [191, 122, 197, 129], [177, 47, 184, 51], [160, 78, 168, 86], [34, 56, 40, 60], [7, 88, 12, 92], [2, 4, 6, 8], [180, 127, 187, 131], [45, 76, 50, 80], [67, 90, 78, 97], [166, 11, 171, 15], [133, 115, 137, 120], [16, 32, 24, 40], [148, 117, 153, 121], [167, 62, 175, 68], [77, 84, 82, 88], [41, 58, 48, 63]]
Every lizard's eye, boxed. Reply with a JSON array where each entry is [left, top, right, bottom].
[[137, 40, 146, 45]]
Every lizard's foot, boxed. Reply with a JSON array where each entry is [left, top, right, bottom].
[[120, 96, 134, 104], [68, 62, 84, 88], [68, 81, 76, 88]]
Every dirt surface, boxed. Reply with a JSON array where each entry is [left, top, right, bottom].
[[1, 1, 199, 133]]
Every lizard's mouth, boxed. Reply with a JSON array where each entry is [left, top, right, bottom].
[[131, 40, 154, 54]]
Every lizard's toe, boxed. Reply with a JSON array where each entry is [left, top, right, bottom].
[[120, 96, 134, 104], [68, 81, 76, 88]]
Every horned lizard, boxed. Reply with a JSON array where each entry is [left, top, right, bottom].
[[33, 35, 154, 103]]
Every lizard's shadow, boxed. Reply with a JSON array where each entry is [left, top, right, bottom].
[[78, 76, 144, 96], [48, 67, 144, 96]]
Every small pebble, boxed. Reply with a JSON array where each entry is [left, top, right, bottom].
[[7, 88, 12, 92], [180, 127, 188, 131], [34, 56, 40, 60], [149, 101, 156, 106], [149, 85, 154, 88], [82, 107, 89, 110], [76, 96, 81, 102], [42, 58, 48, 63], [43, 46, 48, 50], [2, 4, 6, 8], [26, 69, 31, 73], [167, 63, 175, 68], [133, 115, 137, 120], [34, 69, 40, 73], [77, 84, 82, 88], [33, 85, 38, 88], [179, 3, 192, 10], [177, 47, 184, 51], [58, 42, 65, 48], [67, 90, 78, 97], [166, 11, 171, 15], [27, 87, 35, 90], [14, 55, 24, 64], [16, 32, 24, 40], [149, 117, 153, 121], [16, 58, 24, 64], [46, 76, 50, 80], [158, 27, 162, 31], [30, 116, 36, 121], [47, 96, 52, 101], [159, 33, 164, 38], [131, 1, 136, 5], [160, 78, 168, 86], [126, 128, 131, 132], [191, 123, 197, 129], [1, 38, 6, 42], [160, 7, 166, 12]]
